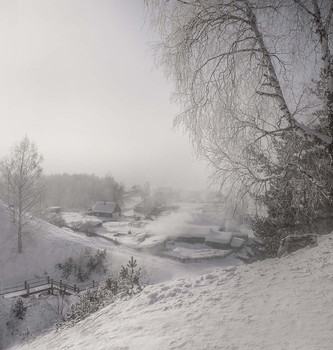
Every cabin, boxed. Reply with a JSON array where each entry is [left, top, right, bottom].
[[46, 206, 62, 214], [205, 230, 248, 250], [90, 202, 121, 220]]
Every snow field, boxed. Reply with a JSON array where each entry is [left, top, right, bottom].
[[12, 233, 333, 350]]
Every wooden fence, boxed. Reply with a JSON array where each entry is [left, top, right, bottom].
[[0, 276, 102, 299]]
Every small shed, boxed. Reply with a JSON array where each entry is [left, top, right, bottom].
[[46, 206, 62, 214], [205, 231, 233, 249], [90, 202, 121, 220], [205, 230, 248, 250]]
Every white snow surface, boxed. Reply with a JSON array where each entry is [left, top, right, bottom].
[[206, 230, 233, 244], [230, 237, 245, 248], [12, 233, 333, 350], [0, 204, 236, 288]]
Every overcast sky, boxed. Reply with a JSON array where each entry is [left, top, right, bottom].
[[0, 0, 208, 190]]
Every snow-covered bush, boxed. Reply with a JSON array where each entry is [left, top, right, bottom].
[[251, 216, 282, 259], [104, 276, 118, 295], [57, 282, 115, 328], [251, 141, 333, 258], [49, 291, 67, 316], [45, 214, 67, 228], [70, 221, 98, 235], [68, 288, 110, 325], [119, 256, 142, 295], [86, 249, 107, 274], [58, 257, 74, 279], [20, 327, 35, 344], [277, 234, 318, 258], [57, 257, 142, 329], [56, 248, 107, 281], [13, 298, 28, 320]]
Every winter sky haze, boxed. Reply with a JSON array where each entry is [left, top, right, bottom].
[[0, 0, 208, 190]]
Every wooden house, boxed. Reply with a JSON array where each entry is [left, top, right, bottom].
[[90, 202, 121, 220]]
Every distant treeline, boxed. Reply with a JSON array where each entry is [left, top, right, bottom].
[[42, 173, 124, 211]]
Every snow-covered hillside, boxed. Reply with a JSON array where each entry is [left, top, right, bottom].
[[12, 232, 333, 350], [0, 203, 242, 289]]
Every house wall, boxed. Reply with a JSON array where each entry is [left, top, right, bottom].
[[112, 212, 119, 220]]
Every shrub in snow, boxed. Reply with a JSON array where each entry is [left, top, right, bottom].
[[59, 282, 116, 328], [104, 276, 119, 295], [50, 290, 67, 316], [57, 257, 74, 279], [13, 298, 27, 320], [77, 266, 89, 282], [70, 221, 98, 235], [119, 256, 142, 295], [20, 327, 35, 344], [56, 248, 107, 281], [277, 234, 318, 258], [86, 248, 107, 274], [69, 288, 107, 323], [250, 122, 333, 259], [57, 258, 142, 329], [45, 214, 67, 228], [250, 216, 282, 259]]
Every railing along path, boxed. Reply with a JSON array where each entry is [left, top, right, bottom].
[[0, 276, 101, 299]]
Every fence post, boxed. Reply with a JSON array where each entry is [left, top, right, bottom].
[[47, 276, 50, 284], [51, 279, 54, 295], [24, 281, 27, 289], [63, 283, 67, 295], [26, 284, 30, 296], [93, 280, 95, 288]]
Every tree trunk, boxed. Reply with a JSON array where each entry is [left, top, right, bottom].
[[18, 225, 22, 253]]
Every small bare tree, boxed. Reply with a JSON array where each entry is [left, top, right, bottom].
[[0, 136, 43, 253]]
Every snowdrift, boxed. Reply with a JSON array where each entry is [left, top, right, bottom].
[[12, 232, 333, 350]]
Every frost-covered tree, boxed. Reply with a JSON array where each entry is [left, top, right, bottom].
[[0, 136, 43, 253], [145, 0, 333, 203]]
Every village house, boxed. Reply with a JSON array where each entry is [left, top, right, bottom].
[[89, 201, 121, 220]]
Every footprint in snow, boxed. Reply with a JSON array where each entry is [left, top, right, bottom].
[[160, 285, 170, 292]]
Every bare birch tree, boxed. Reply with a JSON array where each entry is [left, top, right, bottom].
[[145, 0, 333, 202], [0, 136, 43, 253]]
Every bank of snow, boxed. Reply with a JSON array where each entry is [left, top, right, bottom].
[[13, 233, 333, 350]]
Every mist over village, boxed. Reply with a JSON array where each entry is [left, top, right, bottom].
[[1, 1, 333, 349]]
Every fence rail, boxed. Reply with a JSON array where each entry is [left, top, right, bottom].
[[0, 276, 102, 299]]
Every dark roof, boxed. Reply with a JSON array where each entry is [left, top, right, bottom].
[[92, 202, 119, 214]]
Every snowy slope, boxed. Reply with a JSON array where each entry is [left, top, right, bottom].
[[12, 233, 333, 350], [0, 204, 116, 286], [0, 203, 240, 288]]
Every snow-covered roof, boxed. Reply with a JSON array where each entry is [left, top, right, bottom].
[[230, 237, 245, 248], [139, 236, 166, 249], [92, 202, 119, 214], [206, 231, 233, 245]]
